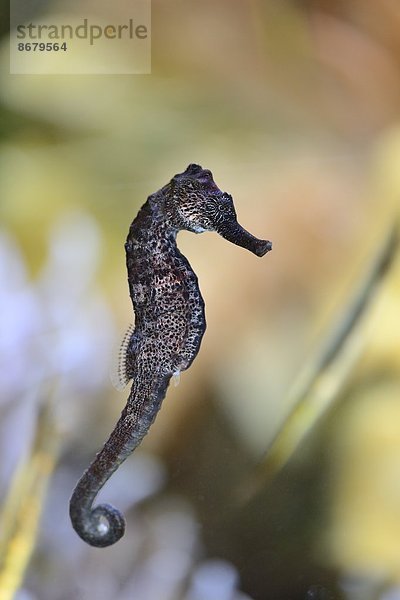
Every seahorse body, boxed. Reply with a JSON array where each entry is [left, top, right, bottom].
[[70, 164, 272, 547]]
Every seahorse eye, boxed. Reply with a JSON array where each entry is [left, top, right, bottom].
[[218, 194, 235, 214], [220, 199, 230, 211]]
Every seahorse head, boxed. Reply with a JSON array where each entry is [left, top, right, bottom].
[[164, 164, 272, 257]]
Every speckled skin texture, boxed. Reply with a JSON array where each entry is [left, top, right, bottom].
[[69, 164, 272, 547]]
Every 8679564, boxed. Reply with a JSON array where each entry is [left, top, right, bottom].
[[17, 42, 67, 51]]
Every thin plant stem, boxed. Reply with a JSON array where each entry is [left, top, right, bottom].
[[0, 400, 60, 600], [241, 222, 399, 503]]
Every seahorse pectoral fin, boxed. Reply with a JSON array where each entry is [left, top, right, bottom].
[[172, 370, 181, 386], [217, 220, 272, 257]]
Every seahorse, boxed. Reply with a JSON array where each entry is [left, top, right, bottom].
[[69, 164, 272, 547]]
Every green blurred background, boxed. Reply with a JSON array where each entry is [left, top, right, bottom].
[[1, 1, 400, 599]]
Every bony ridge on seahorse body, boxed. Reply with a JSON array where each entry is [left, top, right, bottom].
[[69, 163, 272, 547]]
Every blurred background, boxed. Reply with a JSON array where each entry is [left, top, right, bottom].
[[1, 0, 400, 599]]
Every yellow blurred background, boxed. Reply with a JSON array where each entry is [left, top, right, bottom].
[[0, 1, 400, 599]]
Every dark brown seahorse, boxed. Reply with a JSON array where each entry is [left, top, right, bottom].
[[69, 164, 272, 547]]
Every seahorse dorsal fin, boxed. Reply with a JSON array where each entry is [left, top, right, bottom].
[[110, 324, 135, 391]]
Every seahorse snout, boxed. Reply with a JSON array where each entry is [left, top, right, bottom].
[[217, 219, 272, 257]]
